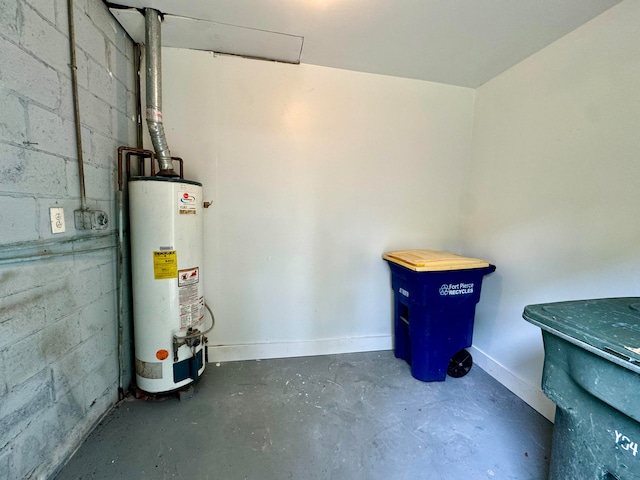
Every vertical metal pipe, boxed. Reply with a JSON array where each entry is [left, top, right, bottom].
[[116, 147, 126, 398], [67, 0, 88, 209], [134, 44, 143, 150], [117, 186, 125, 398], [144, 9, 177, 176]]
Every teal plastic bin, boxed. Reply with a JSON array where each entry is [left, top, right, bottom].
[[523, 297, 640, 480]]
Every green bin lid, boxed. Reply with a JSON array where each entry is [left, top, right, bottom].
[[523, 297, 640, 372]]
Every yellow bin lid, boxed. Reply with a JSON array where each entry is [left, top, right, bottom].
[[382, 249, 490, 272]]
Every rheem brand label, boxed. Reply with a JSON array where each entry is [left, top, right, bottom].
[[178, 190, 197, 215]]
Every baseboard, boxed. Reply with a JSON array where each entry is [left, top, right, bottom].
[[469, 345, 556, 422], [207, 335, 393, 363]]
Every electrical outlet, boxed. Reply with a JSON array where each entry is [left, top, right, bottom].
[[50, 207, 65, 234]]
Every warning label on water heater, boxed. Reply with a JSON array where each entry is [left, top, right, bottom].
[[178, 190, 197, 215], [153, 250, 177, 279], [178, 267, 199, 286], [179, 294, 204, 330], [179, 267, 203, 330]]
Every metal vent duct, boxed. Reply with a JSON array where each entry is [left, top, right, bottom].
[[145, 8, 178, 177]]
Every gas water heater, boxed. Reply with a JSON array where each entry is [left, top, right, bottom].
[[129, 176, 207, 393]]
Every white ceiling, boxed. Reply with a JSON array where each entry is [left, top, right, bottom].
[[107, 0, 621, 88]]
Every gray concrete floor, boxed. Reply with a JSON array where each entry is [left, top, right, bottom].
[[55, 351, 553, 480]]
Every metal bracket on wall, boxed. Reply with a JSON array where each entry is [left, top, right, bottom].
[[74, 209, 109, 230]]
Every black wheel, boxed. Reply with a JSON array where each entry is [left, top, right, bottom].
[[447, 349, 473, 378]]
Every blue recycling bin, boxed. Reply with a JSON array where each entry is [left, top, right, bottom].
[[383, 250, 495, 382]]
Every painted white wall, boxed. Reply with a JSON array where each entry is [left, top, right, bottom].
[[464, 0, 640, 419], [149, 0, 638, 421], [157, 50, 476, 360]]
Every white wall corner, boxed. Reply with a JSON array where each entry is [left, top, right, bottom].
[[470, 345, 556, 422]]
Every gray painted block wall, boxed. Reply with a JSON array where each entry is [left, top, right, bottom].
[[0, 0, 136, 477]]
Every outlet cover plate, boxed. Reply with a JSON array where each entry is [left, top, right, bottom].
[[50, 207, 65, 234]]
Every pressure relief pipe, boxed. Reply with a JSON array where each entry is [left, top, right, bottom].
[[145, 8, 178, 177]]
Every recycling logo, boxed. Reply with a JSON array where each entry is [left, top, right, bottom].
[[439, 282, 474, 296]]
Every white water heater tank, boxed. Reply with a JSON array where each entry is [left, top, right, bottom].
[[129, 176, 206, 393]]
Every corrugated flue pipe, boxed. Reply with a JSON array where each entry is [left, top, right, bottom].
[[145, 8, 178, 177]]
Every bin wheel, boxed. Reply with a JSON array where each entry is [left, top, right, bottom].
[[447, 349, 473, 378]]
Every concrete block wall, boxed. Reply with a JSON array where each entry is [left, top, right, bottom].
[[0, 0, 136, 478]]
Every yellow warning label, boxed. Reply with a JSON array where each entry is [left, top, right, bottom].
[[153, 250, 177, 279]]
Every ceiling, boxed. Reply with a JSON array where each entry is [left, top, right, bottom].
[[107, 0, 621, 88]]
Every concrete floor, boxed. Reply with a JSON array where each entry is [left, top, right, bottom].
[[55, 351, 553, 480]]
